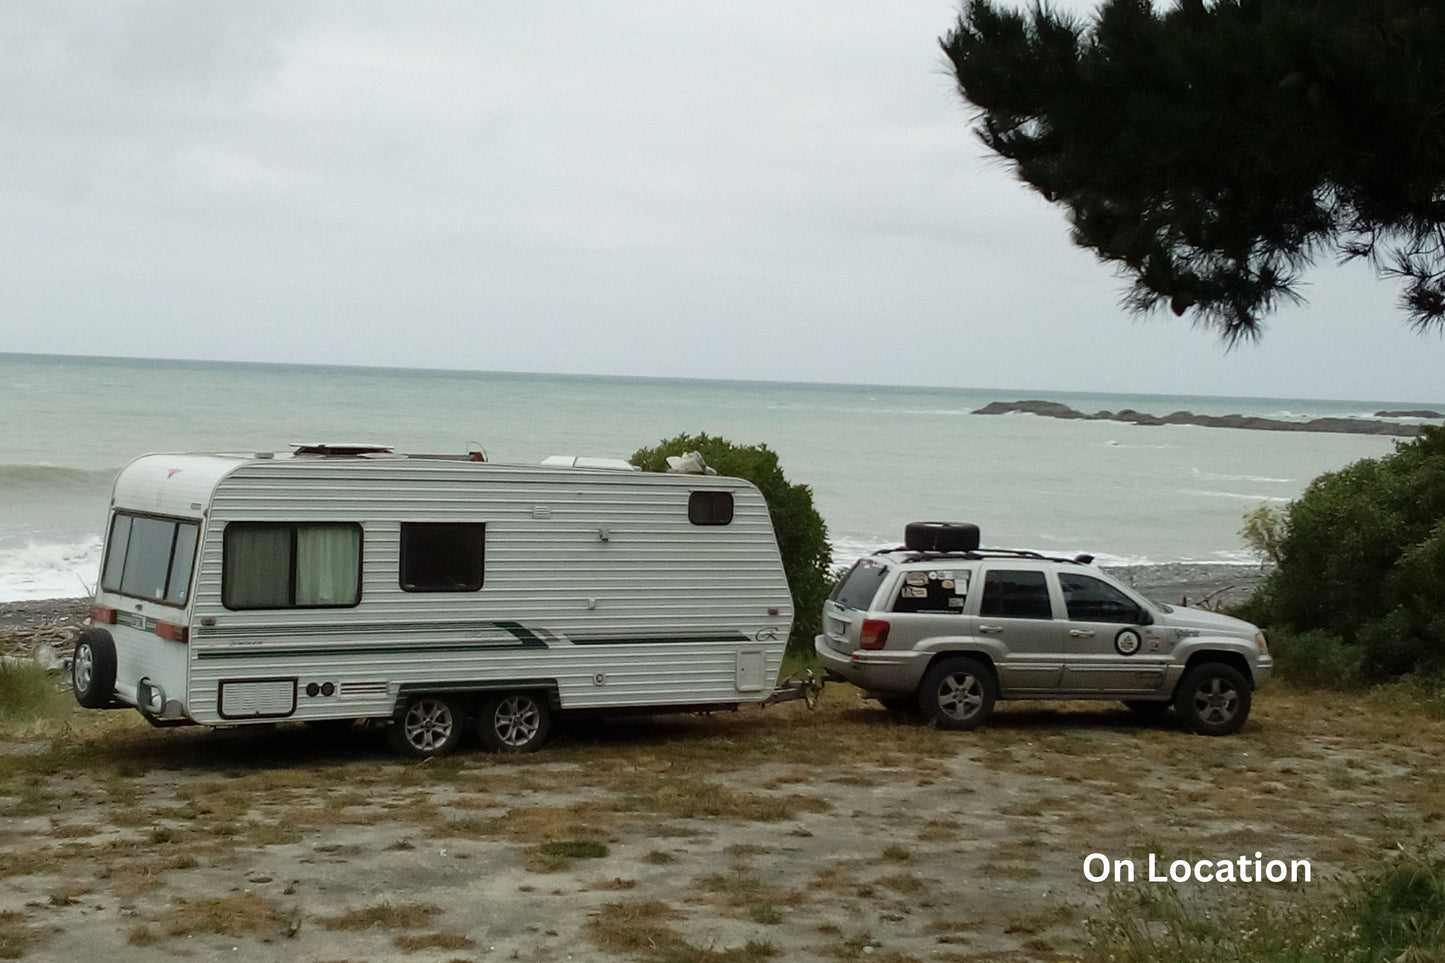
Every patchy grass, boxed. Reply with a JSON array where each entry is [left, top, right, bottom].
[[314, 903, 441, 931], [162, 893, 281, 937]]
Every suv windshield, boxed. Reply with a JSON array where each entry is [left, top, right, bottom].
[[832, 559, 890, 610]]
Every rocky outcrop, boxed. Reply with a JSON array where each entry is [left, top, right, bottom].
[[974, 400, 1427, 436], [1375, 409, 1443, 419]]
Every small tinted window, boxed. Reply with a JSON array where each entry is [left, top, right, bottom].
[[892, 569, 970, 614], [400, 523, 486, 592], [101, 512, 200, 607], [831, 559, 891, 610], [1059, 573, 1143, 624], [979, 569, 1053, 620], [688, 491, 734, 525], [224, 523, 361, 609]]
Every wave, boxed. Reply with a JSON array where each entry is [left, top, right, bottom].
[[0, 464, 118, 494], [0, 536, 102, 602]]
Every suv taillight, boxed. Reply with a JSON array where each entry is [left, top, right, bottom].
[[859, 619, 891, 650]]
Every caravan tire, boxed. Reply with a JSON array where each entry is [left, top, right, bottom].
[[388, 694, 466, 758], [477, 692, 551, 753], [72, 629, 118, 709]]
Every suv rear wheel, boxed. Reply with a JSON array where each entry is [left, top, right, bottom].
[[917, 657, 996, 730], [1174, 663, 1251, 736]]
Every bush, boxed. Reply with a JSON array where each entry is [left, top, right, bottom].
[[631, 433, 831, 658], [1262, 628, 1368, 689], [1085, 847, 1445, 963], [0, 661, 64, 724], [1248, 426, 1445, 681]]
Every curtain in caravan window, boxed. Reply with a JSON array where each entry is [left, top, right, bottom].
[[224, 525, 292, 608], [295, 524, 360, 605]]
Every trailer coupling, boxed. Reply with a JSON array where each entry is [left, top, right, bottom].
[[763, 669, 824, 709]]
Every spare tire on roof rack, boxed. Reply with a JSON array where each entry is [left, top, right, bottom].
[[904, 522, 980, 553]]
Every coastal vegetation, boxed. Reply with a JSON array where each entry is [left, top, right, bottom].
[[942, 0, 1445, 339], [1240, 425, 1445, 688], [631, 433, 832, 657]]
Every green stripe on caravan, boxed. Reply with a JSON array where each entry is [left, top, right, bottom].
[[196, 621, 550, 660], [569, 634, 751, 646]]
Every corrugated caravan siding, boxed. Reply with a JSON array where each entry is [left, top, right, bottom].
[[183, 460, 792, 720]]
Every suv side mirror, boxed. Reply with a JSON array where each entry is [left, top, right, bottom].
[[1137, 607, 1153, 626]]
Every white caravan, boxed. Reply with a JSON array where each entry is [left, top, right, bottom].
[[72, 445, 795, 755]]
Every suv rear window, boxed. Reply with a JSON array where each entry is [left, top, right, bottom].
[[831, 559, 890, 610]]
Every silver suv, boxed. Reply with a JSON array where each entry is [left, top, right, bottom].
[[815, 523, 1272, 736]]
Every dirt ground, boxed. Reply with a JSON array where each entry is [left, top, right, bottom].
[[2, 676, 1442, 963]]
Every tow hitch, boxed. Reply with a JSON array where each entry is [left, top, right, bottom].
[[763, 669, 824, 709]]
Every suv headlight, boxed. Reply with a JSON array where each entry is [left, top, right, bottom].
[[1254, 631, 1269, 654]]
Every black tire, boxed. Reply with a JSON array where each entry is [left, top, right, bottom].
[[71, 629, 118, 709], [387, 694, 466, 758], [477, 692, 551, 753], [917, 657, 996, 730], [904, 522, 979, 553], [1174, 663, 1252, 736]]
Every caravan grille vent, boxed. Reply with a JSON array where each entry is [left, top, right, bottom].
[[219, 679, 296, 719], [340, 681, 390, 700]]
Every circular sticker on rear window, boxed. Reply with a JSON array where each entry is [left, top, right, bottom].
[[1115, 629, 1142, 656]]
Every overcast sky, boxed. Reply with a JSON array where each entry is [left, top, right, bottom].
[[2, 1, 1441, 403]]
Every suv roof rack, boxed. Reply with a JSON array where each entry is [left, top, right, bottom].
[[874, 546, 1096, 566]]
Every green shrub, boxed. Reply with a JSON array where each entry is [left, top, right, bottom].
[[0, 662, 66, 724], [631, 433, 831, 658], [1084, 848, 1445, 963], [1264, 629, 1368, 689], [1247, 426, 1445, 681]]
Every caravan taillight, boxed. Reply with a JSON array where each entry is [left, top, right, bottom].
[[859, 619, 891, 650], [90, 605, 117, 624], [155, 621, 189, 644]]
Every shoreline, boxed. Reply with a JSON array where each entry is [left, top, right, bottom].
[[0, 562, 1267, 658]]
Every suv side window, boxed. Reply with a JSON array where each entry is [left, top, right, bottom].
[[891, 569, 970, 613], [1059, 572, 1144, 624], [978, 569, 1052, 620]]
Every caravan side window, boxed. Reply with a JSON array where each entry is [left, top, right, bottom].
[[223, 523, 362, 609], [688, 491, 734, 525], [400, 523, 486, 592], [101, 512, 199, 607]]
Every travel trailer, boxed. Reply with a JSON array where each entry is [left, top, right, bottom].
[[72, 445, 796, 755]]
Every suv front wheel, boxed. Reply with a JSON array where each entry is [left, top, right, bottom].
[[918, 657, 996, 730], [1174, 663, 1252, 736]]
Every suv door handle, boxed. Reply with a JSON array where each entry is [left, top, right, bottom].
[[979, 625, 1004, 634], [1069, 629, 1095, 638]]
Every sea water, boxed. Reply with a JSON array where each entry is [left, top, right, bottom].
[[1, 352, 1435, 601]]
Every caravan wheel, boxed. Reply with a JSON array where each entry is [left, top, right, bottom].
[[387, 695, 466, 758], [477, 692, 551, 753], [72, 629, 118, 709]]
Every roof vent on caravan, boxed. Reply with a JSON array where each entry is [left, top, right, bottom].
[[540, 455, 640, 471], [290, 443, 396, 457], [665, 451, 717, 475]]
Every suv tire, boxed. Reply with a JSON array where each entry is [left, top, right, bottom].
[[917, 657, 996, 730], [904, 522, 980, 553], [1174, 663, 1251, 736]]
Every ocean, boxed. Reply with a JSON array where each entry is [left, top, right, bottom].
[[1, 352, 1436, 602]]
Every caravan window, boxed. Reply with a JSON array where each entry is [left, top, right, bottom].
[[400, 523, 485, 592], [688, 491, 734, 525], [101, 512, 199, 607], [223, 523, 362, 609]]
